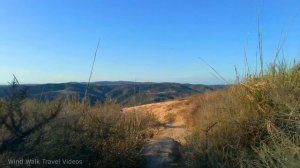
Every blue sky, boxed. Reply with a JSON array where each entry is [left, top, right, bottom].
[[1, 0, 300, 84]]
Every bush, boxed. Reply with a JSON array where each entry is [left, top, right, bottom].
[[0, 79, 61, 155]]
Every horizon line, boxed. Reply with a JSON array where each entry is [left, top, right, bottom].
[[0, 80, 228, 86]]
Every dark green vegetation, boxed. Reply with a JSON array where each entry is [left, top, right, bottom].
[[0, 80, 160, 167], [184, 63, 300, 167], [0, 81, 226, 107]]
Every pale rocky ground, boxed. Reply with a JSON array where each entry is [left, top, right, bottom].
[[123, 99, 193, 167]]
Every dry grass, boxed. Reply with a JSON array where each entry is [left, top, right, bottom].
[[184, 63, 300, 167], [0, 83, 159, 167]]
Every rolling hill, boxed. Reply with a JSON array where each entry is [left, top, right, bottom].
[[0, 81, 227, 106]]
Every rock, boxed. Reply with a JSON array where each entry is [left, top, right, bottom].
[[141, 138, 183, 168]]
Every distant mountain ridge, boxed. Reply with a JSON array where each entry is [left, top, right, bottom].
[[0, 81, 227, 106]]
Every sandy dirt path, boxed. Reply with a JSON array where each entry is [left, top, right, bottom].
[[123, 99, 192, 167]]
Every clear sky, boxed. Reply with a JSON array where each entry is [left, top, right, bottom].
[[1, 0, 300, 84]]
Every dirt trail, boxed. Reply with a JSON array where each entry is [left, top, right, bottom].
[[123, 99, 192, 167]]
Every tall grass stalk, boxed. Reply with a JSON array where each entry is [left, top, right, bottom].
[[84, 39, 100, 107]]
